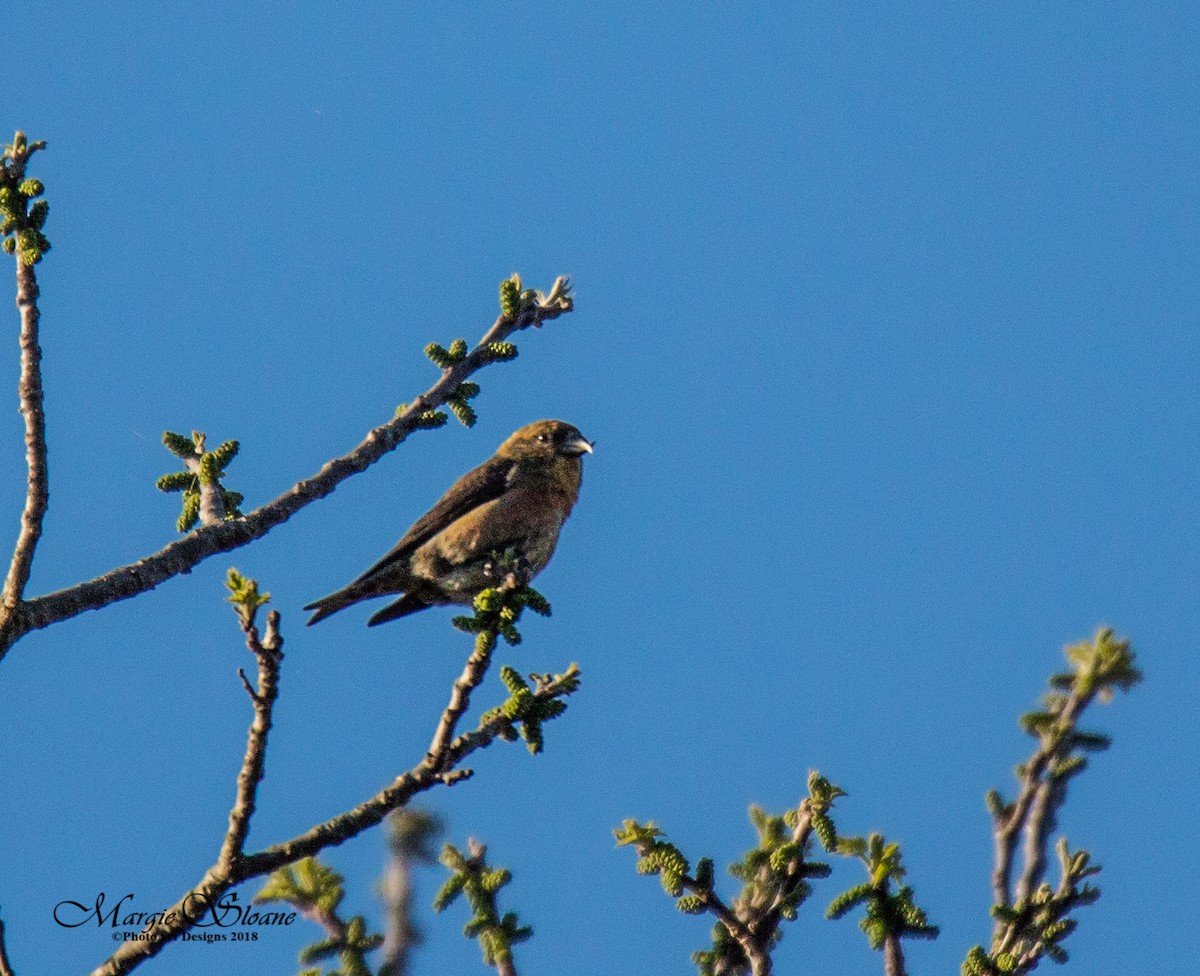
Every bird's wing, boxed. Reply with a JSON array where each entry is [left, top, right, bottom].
[[349, 454, 517, 585]]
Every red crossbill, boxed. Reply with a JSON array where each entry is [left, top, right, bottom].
[[305, 419, 593, 626]]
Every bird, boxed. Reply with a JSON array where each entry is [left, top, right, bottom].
[[304, 419, 593, 626]]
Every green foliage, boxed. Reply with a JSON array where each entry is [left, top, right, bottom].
[[452, 580, 552, 647], [257, 858, 345, 916], [969, 841, 1103, 974], [477, 663, 573, 755], [498, 274, 525, 318], [483, 341, 519, 362], [614, 820, 692, 898], [446, 581, 578, 754], [256, 857, 383, 976], [1, 132, 51, 264], [972, 629, 1140, 976], [225, 568, 270, 630], [421, 337, 486, 426], [157, 430, 243, 531], [826, 832, 939, 952], [1063, 627, 1141, 700], [161, 430, 198, 459], [435, 840, 532, 969], [618, 771, 938, 975], [394, 403, 450, 428], [424, 341, 462, 369], [498, 273, 574, 320], [448, 381, 480, 424]]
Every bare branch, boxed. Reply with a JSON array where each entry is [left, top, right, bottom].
[[3, 292, 572, 660], [218, 609, 283, 873], [0, 914, 15, 976], [88, 636, 579, 976], [991, 692, 1085, 917], [379, 810, 441, 976], [0, 257, 48, 635], [980, 630, 1141, 974], [883, 934, 905, 976], [427, 635, 494, 766]]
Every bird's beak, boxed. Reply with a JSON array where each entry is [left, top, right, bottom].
[[565, 436, 594, 456]]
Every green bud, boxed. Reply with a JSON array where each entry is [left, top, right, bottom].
[[27, 200, 48, 230], [499, 276, 521, 317], [415, 410, 448, 429], [156, 471, 194, 493], [162, 430, 196, 458], [826, 882, 872, 920], [812, 813, 837, 852], [223, 490, 244, 519], [197, 452, 221, 485], [209, 439, 240, 469], [449, 398, 477, 428], [521, 721, 544, 754], [425, 342, 455, 369], [177, 492, 200, 532], [961, 946, 994, 976], [481, 868, 511, 893], [660, 868, 685, 897], [498, 665, 527, 693], [485, 341, 518, 361]]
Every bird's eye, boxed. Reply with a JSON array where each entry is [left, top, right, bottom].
[[537, 434, 547, 443]]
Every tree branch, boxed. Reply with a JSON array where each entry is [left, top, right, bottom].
[[990, 690, 1085, 916], [427, 633, 495, 767], [882, 934, 905, 976], [217, 609, 283, 873], [976, 630, 1141, 975], [378, 809, 441, 976], [89, 634, 579, 976], [2, 290, 572, 661], [736, 802, 815, 966], [0, 247, 48, 633], [0, 914, 15, 976]]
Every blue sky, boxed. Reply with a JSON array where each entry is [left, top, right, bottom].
[[1, 3, 1197, 974]]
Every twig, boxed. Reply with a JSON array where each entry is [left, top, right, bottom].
[[692, 800, 817, 976], [217, 610, 283, 873], [379, 852, 416, 976], [883, 934, 905, 976], [2, 294, 572, 659], [0, 914, 15, 976], [686, 880, 761, 975], [88, 643, 579, 976], [379, 809, 441, 976], [182, 433, 227, 528], [0, 252, 48, 643], [990, 691, 1085, 918], [302, 902, 351, 948], [977, 630, 1141, 974], [737, 801, 815, 965], [427, 635, 495, 767]]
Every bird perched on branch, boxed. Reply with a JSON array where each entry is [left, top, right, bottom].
[[305, 419, 593, 626]]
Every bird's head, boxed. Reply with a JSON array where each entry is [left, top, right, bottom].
[[499, 420, 594, 461]]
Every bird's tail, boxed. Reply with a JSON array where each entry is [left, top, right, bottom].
[[304, 586, 365, 626], [367, 593, 431, 627]]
